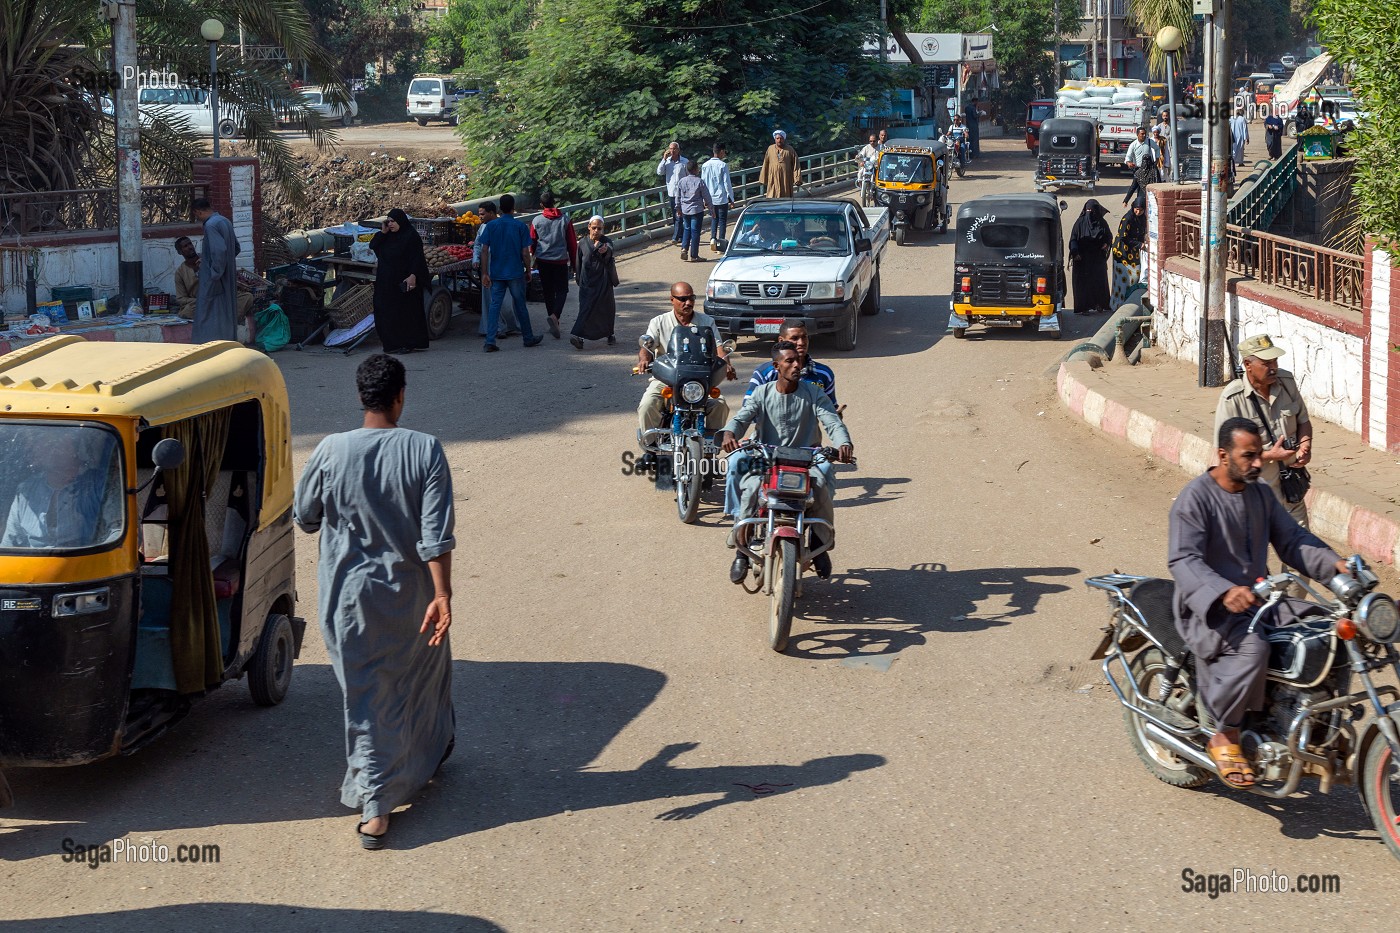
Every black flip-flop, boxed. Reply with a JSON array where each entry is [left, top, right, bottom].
[[357, 821, 387, 850]]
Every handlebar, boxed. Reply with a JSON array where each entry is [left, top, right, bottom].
[[733, 439, 856, 466]]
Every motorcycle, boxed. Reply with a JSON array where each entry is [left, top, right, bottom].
[[1088, 557, 1400, 861], [948, 136, 968, 178], [858, 154, 876, 207], [731, 442, 855, 652], [633, 328, 735, 523]]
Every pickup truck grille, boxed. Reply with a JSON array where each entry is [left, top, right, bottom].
[[738, 283, 809, 300], [974, 270, 1031, 304]]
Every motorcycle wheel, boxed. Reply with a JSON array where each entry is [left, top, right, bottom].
[[1359, 720, 1400, 861], [1124, 649, 1211, 788], [955, 161, 966, 178], [768, 538, 798, 653], [677, 435, 703, 524]]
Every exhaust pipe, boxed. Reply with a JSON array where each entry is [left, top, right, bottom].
[[1143, 721, 1218, 772]]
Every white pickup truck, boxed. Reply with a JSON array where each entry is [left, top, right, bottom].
[[702, 199, 890, 351], [1056, 91, 1150, 168]]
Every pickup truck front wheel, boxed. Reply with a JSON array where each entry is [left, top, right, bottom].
[[833, 307, 858, 351], [860, 268, 881, 316]]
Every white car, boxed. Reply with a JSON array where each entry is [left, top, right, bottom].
[[138, 86, 241, 139], [1280, 54, 1298, 69], [297, 86, 357, 127]]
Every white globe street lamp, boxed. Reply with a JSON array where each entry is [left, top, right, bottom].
[[202, 19, 225, 157], [1156, 26, 1185, 183]]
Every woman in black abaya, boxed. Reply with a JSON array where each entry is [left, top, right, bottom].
[[1068, 199, 1113, 314], [569, 215, 620, 348], [368, 208, 432, 353]]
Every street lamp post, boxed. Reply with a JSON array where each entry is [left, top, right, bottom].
[[1155, 26, 1184, 184], [1199, 0, 1231, 387], [201, 18, 224, 158]]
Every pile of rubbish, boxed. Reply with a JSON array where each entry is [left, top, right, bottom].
[[262, 152, 473, 231]]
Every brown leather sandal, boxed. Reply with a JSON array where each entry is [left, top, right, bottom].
[[1208, 743, 1256, 787]]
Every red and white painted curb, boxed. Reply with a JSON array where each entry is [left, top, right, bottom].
[[1057, 361, 1400, 567]]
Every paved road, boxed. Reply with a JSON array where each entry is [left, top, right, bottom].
[[5, 138, 1396, 931]]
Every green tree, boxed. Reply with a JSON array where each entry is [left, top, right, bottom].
[[427, 0, 537, 73], [909, 0, 1082, 119], [1311, 0, 1400, 250], [458, 0, 900, 201], [1124, 0, 1195, 77], [304, 0, 426, 77]]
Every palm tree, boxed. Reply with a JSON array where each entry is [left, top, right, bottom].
[[1126, 0, 1196, 78], [1, 0, 347, 213]]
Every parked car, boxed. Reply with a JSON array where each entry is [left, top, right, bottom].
[[1267, 62, 1287, 77], [405, 74, 478, 126], [1280, 54, 1298, 69], [297, 86, 357, 127], [138, 85, 241, 139]]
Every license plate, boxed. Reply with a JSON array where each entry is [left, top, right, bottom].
[[980, 319, 1023, 327], [754, 318, 784, 333]]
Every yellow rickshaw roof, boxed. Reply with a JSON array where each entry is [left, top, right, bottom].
[[0, 336, 288, 424]]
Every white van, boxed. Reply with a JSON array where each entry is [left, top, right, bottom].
[[405, 74, 477, 126], [138, 86, 242, 138]]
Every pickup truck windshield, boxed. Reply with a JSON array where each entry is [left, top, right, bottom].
[[730, 214, 852, 254], [877, 153, 934, 184]]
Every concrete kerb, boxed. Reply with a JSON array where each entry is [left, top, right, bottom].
[[1056, 359, 1400, 568]]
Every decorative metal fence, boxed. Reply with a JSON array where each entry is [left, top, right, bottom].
[[1177, 211, 1364, 311], [0, 184, 205, 238], [1226, 140, 1298, 233], [562, 146, 862, 240]]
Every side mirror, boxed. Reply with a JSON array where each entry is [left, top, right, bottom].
[[721, 340, 737, 354], [1058, 199, 1068, 212], [638, 334, 657, 351], [716, 238, 728, 253], [152, 437, 186, 471], [854, 237, 872, 253]]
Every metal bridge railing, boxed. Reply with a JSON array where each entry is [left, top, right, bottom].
[[562, 146, 862, 241], [1226, 140, 1298, 232]]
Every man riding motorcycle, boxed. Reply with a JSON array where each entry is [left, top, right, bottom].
[[636, 281, 737, 456], [722, 320, 839, 521], [940, 115, 970, 170], [1168, 416, 1349, 788], [719, 340, 852, 583]]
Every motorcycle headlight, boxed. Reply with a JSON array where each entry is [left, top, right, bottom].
[[915, 195, 928, 204], [775, 470, 810, 496], [1357, 593, 1400, 643], [808, 282, 837, 300], [680, 381, 706, 404], [708, 281, 738, 299]]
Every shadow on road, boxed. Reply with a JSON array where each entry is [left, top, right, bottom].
[[1210, 780, 1379, 849], [782, 561, 1080, 660], [1, 661, 884, 857], [19, 904, 506, 933]]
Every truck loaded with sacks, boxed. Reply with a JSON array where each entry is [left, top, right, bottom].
[[1054, 80, 1152, 168]]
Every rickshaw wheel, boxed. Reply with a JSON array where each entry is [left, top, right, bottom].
[[249, 614, 295, 707], [952, 327, 967, 339]]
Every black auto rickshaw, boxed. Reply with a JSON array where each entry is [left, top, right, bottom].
[[1035, 118, 1099, 192], [948, 194, 1067, 340], [872, 138, 951, 245], [1174, 118, 1204, 181], [0, 337, 304, 794]]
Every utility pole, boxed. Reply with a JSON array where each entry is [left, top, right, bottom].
[[1198, 0, 1230, 386], [111, 0, 143, 313], [1091, 0, 1099, 78]]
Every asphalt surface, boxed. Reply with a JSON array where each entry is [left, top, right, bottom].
[[5, 137, 1399, 931]]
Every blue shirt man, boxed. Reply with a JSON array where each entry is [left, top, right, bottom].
[[478, 194, 541, 351]]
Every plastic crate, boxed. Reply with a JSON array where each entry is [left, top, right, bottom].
[[332, 233, 354, 256], [267, 261, 328, 286], [411, 217, 454, 246], [51, 286, 94, 303]]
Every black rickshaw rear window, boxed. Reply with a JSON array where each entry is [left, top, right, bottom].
[[1048, 133, 1083, 149], [975, 224, 1032, 249]]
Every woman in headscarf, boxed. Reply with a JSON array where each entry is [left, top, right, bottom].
[[368, 208, 432, 353], [1110, 194, 1148, 310], [1068, 200, 1113, 314], [570, 215, 619, 349]]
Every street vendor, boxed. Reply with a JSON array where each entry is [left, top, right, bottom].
[[174, 235, 254, 340]]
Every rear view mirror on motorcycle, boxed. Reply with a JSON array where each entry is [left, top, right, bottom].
[[638, 334, 656, 351], [721, 340, 737, 354]]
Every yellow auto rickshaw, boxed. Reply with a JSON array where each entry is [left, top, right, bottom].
[[0, 337, 303, 786], [872, 138, 951, 245]]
